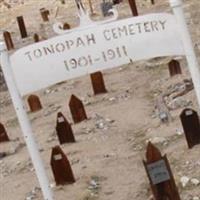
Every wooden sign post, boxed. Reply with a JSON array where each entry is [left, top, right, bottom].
[[16, 16, 28, 38], [50, 146, 75, 185], [27, 95, 42, 112], [3, 31, 14, 50], [143, 142, 181, 200], [69, 95, 87, 123], [56, 112, 75, 144], [168, 59, 182, 77], [90, 71, 107, 95], [0, 123, 10, 142], [128, 0, 138, 16], [180, 108, 200, 148], [88, 0, 95, 15]]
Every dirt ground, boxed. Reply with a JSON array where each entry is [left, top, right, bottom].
[[0, 0, 200, 200]]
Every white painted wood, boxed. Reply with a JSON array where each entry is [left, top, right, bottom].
[[0, 42, 54, 200], [170, 0, 200, 110], [10, 13, 184, 95]]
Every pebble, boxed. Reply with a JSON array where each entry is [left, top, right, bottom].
[[109, 97, 116, 102], [50, 183, 56, 188], [180, 176, 190, 188], [147, 137, 168, 145], [0, 152, 7, 159], [191, 178, 200, 186], [168, 97, 192, 110], [176, 128, 184, 136], [193, 197, 200, 200]]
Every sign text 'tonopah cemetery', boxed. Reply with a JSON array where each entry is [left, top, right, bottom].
[[10, 13, 184, 95]]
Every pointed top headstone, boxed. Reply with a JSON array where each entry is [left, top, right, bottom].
[[144, 143, 181, 200], [56, 112, 75, 144], [146, 142, 162, 163], [50, 146, 75, 185], [69, 95, 87, 123], [0, 123, 10, 142]]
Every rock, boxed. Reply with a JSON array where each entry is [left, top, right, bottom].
[[90, 180, 98, 188], [167, 97, 192, 110], [155, 96, 171, 123], [44, 89, 51, 94], [109, 97, 116, 102], [193, 197, 200, 200], [26, 196, 34, 200], [50, 183, 56, 188], [96, 121, 105, 129], [176, 128, 184, 136], [191, 178, 200, 186], [147, 137, 168, 145], [47, 137, 55, 142], [88, 179, 100, 190], [0, 152, 7, 159], [180, 176, 190, 188], [94, 114, 115, 130], [105, 118, 115, 123]]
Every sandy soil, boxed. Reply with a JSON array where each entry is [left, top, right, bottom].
[[0, 0, 200, 200]]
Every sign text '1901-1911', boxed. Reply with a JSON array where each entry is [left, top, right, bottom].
[[64, 45, 128, 71]]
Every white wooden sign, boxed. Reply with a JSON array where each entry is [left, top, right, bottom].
[[10, 13, 184, 95]]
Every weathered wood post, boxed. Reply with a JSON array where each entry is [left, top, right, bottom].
[[50, 146, 75, 185], [90, 71, 107, 95], [33, 33, 40, 43], [3, 31, 14, 50], [56, 112, 76, 144], [63, 23, 71, 30], [40, 8, 50, 22], [113, 0, 122, 5], [180, 108, 200, 148], [16, 16, 28, 38], [168, 60, 182, 77], [151, 0, 155, 5], [27, 95, 42, 112], [60, 0, 65, 4], [0, 123, 10, 142], [88, 0, 95, 15], [128, 0, 138, 16], [143, 142, 181, 200], [69, 95, 87, 123]]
